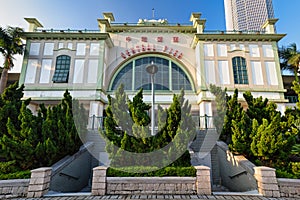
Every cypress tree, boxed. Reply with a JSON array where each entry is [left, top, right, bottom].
[[222, 89, 243, 144]]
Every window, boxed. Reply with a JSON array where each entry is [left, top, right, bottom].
[[90, 43, 100, 56], [76, 43, 86, 55], [111, 56, 192, 91], [25, 59, 38, 83], [29, 43, 40, 56], [43, 43, 54, 55], [249, 44, 260, 57], [40, 59, 53, 83], [232, 57, 248, 84], [52, 55, 71, 83]]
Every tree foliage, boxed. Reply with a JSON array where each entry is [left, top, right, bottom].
[[100, 85, 196, 170], [0, 26, 24, 93], [0, 85, 87, 170], [211, 85, 299, 173], [279, 43, 300, 81]]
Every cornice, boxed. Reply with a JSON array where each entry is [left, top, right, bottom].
[[21, 32, 114, 47], [106, 25, 197, 33]]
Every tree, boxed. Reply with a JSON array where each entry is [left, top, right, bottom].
[[230, 110, 252, 155], [209, 84, 227, 135], [101, 85, 196, 169], [0, 26, 24, 93], [222, 89, 243, 144], [0, 82, 30, 139], [279, 43, 300, 82], [0, 86, 87, 170]]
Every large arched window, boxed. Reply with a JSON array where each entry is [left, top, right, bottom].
[[52, 55, 71, 83], [111, 56, 193, 91], [232, 56, 248, 84]]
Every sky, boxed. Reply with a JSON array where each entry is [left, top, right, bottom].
[[0, 0, 299, 72]]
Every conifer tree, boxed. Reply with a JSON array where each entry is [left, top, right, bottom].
[[230, 110, 252, 155], [0, 87, 86, 170], [222, 89, 243, 144], [101, 85, 195, 168], [250, 113, 287, 165], [209, 84, 227, 135], [0, 82, 29, 138]]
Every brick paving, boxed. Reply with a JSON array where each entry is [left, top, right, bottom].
[[6, 194, 297, 200]]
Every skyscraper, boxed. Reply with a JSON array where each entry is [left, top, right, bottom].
[[224, 0, 275, 31]]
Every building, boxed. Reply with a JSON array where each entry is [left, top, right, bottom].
[[20, 12, 286, 129], [224, 0, 275, 31]]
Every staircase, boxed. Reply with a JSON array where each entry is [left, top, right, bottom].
[[82, 130, 109, 166], [190, 129, 222, 189]]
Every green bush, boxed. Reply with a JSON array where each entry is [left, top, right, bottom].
[[276, 169, 296, 179], [0, 160, 18, 174], [0, 170, 31, 180], [107, 166, 196, 177]]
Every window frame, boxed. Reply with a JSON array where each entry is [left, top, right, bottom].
[[110, 55, 193, 92], [232, 56, 249, 84], [52, 55, 71, 83]]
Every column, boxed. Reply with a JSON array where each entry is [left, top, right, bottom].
[[254, 166, 280, 197], [91, 166, 107, 195], [27, 167, 52, 198], [195, 166, 211, 195]]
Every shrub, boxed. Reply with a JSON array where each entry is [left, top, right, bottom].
[[276, 169, 296, 179], [0, 170, 31, 180], [0, 160, 18, 174], [107, 166, 196, 177]]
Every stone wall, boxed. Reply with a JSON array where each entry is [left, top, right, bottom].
[[0, 179, 29, 198], [27, 167, 52, 198], [278, 178, 300, 198], [107, 177, 196, 194], [91, 166, 211, 195]]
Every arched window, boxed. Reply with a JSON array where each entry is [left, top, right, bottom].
[[111, 56, 193, 91], [52, 55, 71, 83], [232, 56, 248, 84]]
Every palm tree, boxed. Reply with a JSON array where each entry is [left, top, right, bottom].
[[279, 43, 300, 82], [0, 26, 24, 93]]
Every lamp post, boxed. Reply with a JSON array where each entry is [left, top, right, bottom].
[[146, 61, 158, 136]]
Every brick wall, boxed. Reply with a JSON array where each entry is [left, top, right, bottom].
[[91, 166, 211, 195], [0, 179, 29, 198], [278, 178, 300, 198], [107, 177, 196, 195]]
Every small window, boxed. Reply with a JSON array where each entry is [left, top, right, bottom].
[[232, 57, 248, 84], [52, 55, 71, 83]]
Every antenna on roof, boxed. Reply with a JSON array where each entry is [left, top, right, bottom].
[[152, 8, 155, 19]]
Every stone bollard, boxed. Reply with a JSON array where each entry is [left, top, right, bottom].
[[254, 166, 280, 197], [195, 166, 211, 195], [27, 167, 52, 198], [91, 166, 107, 195]]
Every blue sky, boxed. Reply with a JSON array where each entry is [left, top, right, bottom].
[[0, 0, 299, 72]]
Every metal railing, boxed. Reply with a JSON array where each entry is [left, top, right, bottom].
[[34, 28, 266, 35], [88, 115, 105, 130], [285, 95, 298, 103], [88, 114, 214, 131]]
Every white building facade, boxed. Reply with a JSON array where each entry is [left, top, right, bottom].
[[19, 13, 286, 129], [224, 0, 275, 31]]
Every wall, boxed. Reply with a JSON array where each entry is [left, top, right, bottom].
[[106, 177, 196, 195], [0, 179, 29, 198], [216, 141, 258, 192], [92, 166, 211, 195], [278, 178, 300, 198], [49, 142, 95, 192]]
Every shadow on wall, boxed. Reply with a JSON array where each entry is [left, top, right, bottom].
[[216, 141, 258, 192]]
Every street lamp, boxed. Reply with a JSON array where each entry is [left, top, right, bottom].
[[146, 61, 158, 136]]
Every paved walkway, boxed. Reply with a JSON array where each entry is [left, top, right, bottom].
[[7, 194, 297, 200]]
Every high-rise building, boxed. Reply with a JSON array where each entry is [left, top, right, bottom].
[[224, 0, 275, 31]]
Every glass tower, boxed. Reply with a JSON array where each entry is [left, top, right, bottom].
[[224, 0, 275, 31]]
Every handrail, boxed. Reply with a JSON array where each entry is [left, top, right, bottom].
[[34, 28, 266, 35]]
